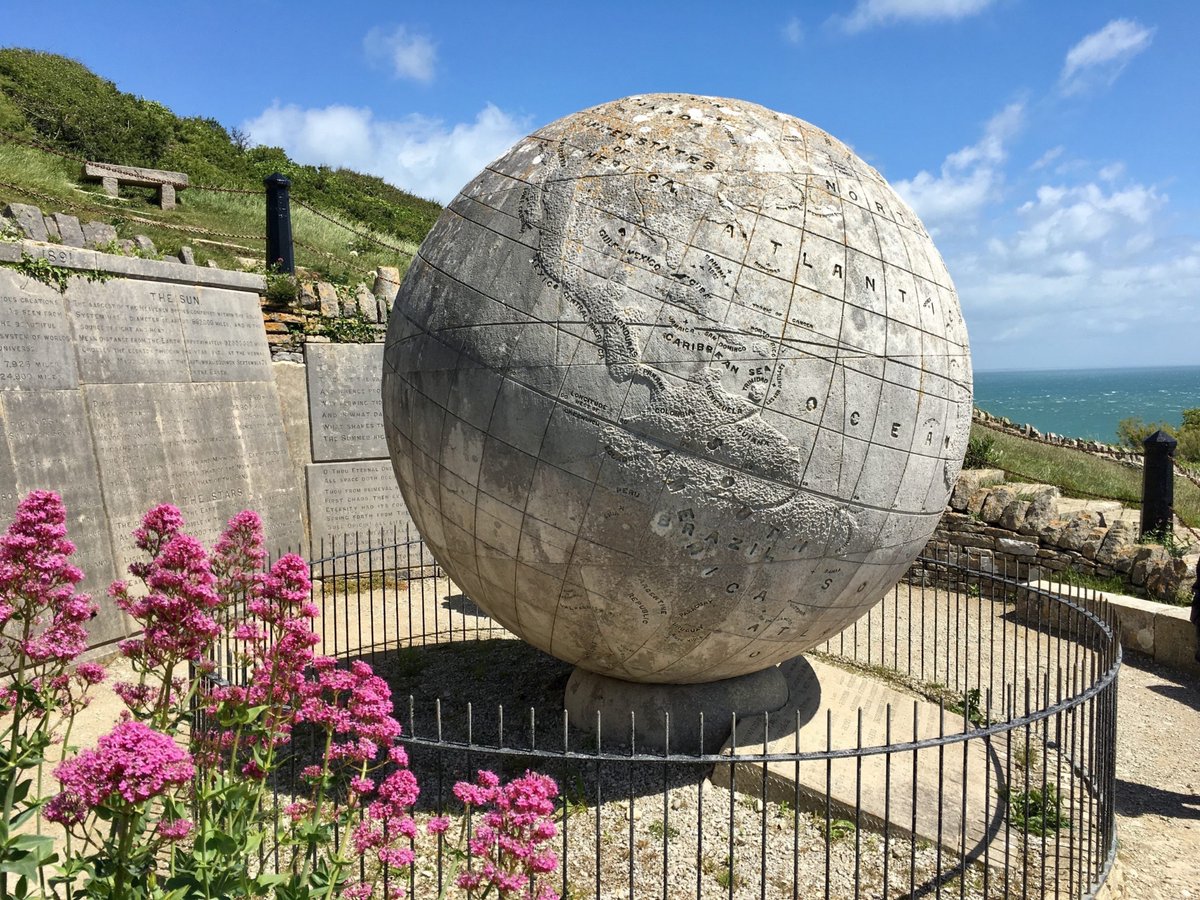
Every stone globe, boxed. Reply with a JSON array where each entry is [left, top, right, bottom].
[[383, 94, 972, 685]]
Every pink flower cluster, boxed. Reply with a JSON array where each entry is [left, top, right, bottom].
[[453, 770, 560, 899], [0, 491, 97, 668], [297, 658, 402, 766], [45, 719, 193, 830], [211, 509, 266, 604], [112, 505, 221, 667], [203, 551, 319, 757]]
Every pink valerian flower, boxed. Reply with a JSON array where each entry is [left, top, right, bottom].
[[0, 491, 96, 675], [158, 818, 194, 841], [297, 658, 402, 767], [200, 553, 317, 769], [45, 720, 193, 825], [113, 509, 221, 667], [210, 510, 266, 606], [453, 770, 560, 900]]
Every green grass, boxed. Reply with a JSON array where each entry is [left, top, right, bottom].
[[974, 422, 1200, 528], [0, 144, 417, 283]]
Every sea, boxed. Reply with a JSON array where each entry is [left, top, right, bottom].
[[972, 365, 1200, 444]]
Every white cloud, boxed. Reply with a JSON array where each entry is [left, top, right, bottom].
[[894, 102, 1023, 227], [1059, 19, 1154, 95], [1030, 146, 1064, 171], [836, 0, 996, 33], [949, 174, 1200, 368], [243, 102, 527, 204], [364, 25, 437, 83], [783, 16, 804, 44]]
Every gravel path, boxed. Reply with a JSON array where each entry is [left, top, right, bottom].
[[1113, 653, 1200, 900]]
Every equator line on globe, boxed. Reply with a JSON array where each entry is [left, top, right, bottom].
[[382, 93, 972, 684]]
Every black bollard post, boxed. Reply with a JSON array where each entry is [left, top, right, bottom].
[[1140, 429, 1177, 538], [264, 172, 294, 274]]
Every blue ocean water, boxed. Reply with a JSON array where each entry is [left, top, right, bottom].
[[973, 366, 1200, 444]]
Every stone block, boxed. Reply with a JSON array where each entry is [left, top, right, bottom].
[[53, 213, 85, 248], [1058, 511, 1101, 551], [373, 266, 401, 303], [305, 343, 387, 461], [965, 488, 990, 518], [1096, 520, 1137, 567], [1019, 487, 1060, 535], [354, 283, 377, 321], [1080, 528, 1107, 560], [316, 281, 339, 318], [306, 460, 413, 549], [133, 235, 157, 256], [998, 499, 1029, 531], [996, 537, 1038, 557], [979, 487, 1016, 524], [178, 245, 196, 265], [1153, 606, 1200, 675], [43, 216, 60, 242], [81, 221, 118, 249], [5, 203, 47, 242], [950, 468, 1004, 511], [298, 281, 319, 311], [1037, 520, 1066, 547]]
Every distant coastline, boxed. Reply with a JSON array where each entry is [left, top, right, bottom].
[[973, 365, 1200, 444]]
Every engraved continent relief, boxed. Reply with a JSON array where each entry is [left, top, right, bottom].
[[383, 94, 972, 683]]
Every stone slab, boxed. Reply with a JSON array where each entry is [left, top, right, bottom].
[[0, 241, 265, 292], [53, 213, 85, 248], [715, 657, 1011, 861], [0, 272, 78, 390], [85, 382, 301, 568], [4, 204, 47, 242], [64, 280, 272, 384], [306, 460, 412, 550], [273, 361, 313, 538], [0, 390, 123, 643], [305, 343, 387, 461]]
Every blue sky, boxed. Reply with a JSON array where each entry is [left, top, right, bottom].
[[4, 1, 1198, 372]]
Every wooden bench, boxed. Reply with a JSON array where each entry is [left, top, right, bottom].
[[83, 162, 189, 210]]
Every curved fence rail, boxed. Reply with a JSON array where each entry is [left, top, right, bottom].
[[218, 533, 1119, 899]]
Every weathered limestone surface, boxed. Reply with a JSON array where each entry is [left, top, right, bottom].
[[383, 94, 973, 684], [0, 261, 301, 645], [306, 460, 413, 548], [306, 343, 387, 462]]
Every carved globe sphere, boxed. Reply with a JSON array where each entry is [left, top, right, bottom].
[[383, 94, 972, 684]]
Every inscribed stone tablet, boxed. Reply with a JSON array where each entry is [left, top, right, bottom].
[[305, 344, 388, 461], [180, 288, 274, 382], [306, 460, 413, 548], [86, 382, 303, 573], [0, 390, 123, 642], [0, 271, 77, 391], [67, 281, 189, 383]]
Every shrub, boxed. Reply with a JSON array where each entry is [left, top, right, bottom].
[[963, 433, 1001, 469]]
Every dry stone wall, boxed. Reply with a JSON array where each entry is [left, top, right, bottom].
[[929, 468, 1193, 604]]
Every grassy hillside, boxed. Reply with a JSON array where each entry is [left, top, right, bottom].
[[972, 422, 1200, 530], [0, 48, 441, 281]]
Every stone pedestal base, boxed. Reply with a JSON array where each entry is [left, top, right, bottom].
[[564, 664, 796, 754]]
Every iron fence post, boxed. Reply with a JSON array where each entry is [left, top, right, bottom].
[[264, 172, 294, 274]]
